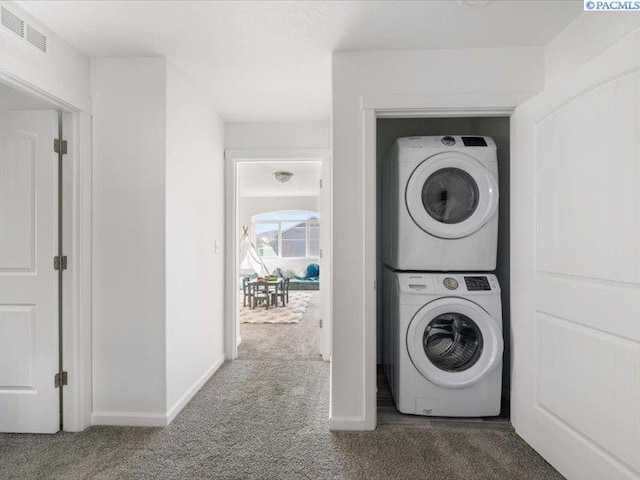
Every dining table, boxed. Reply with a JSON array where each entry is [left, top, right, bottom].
[[247, 278, 284, 309]]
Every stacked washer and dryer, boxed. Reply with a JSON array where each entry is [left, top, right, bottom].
[[382, 135, 504, 417]]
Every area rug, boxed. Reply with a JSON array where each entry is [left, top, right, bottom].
[[240, 292, 311, 324]]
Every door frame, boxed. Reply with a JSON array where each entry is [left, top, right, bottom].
[[0, 69, 92, 432], [361, 92, 522, 429], [224, 149, 332, 361]]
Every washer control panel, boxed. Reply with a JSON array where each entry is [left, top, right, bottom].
[[397, 273, 499, 294], [464, 276, 492, 291]]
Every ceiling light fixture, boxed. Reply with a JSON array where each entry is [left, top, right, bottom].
[[457, 0, 491, 7], [273, 171, 294, 183]]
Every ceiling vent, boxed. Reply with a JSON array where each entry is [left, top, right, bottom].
[[1, 6, 48, 53], [26, 24, 46, 53], [1, 6, 24, 38]]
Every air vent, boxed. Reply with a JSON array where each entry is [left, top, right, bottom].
[[1, 6, 24, 37], [0, 7, 48, 54], [26, 25, 46, 52]]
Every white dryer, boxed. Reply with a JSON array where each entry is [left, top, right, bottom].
[[383, 135, 499, 271], [383, 268, 503, 417]]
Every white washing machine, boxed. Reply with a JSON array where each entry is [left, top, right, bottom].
[[383, 268, 503, 417], [383, 135, 499, 271]]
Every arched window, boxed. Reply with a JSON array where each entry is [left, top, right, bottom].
[[252, 210, 320, 258]]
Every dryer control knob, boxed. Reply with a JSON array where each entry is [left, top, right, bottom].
[[441, 136, 456, 146], [443, 277, 458, 290]]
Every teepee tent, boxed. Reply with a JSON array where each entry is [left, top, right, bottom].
[[239, 226, 269, 276]]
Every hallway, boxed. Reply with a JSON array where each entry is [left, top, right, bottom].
[[0, 294, 561, 479]]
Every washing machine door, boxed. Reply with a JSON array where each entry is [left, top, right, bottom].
[[407, 298, 503, 388], [405, 152, 498, 239]]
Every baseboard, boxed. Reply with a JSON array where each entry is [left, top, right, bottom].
[[237, 335, 242, 347], [91, 411, 167, 427], [92, 356, 225, 428], [166, 355, 225, 425], [329, 415, 375, 431]]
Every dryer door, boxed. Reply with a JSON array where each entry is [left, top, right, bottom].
[[405, 152, 498, 239], [407, 298, 503, 388]]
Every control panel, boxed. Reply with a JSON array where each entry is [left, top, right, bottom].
[[461, 136, 488, 147], [463, 276, 492, 291], [396, 135, 496, 151], [397, 273, 499, 294]]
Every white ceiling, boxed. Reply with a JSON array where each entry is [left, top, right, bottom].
[[238, 162, 321, 197], [17, 1, 582, 122], [0, 80, 57, 111]]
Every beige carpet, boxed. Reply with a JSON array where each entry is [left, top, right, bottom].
[[240, 292, 310, 324], [0, 291, 563, 480]]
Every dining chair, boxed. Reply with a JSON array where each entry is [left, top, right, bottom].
[[271, 278, 290, 307], [252, 282, 270, 309], [241, 277, 253, 307]]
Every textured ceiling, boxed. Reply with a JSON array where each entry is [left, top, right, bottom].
[[17, 1, 583, 122]]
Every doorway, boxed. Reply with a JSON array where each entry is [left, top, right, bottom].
[[0, 82, 64, 433], [371, 114, 512, 428], [0, 78, 92, 433], [236, 161, 323, 360], [225, 151, 332, 362]]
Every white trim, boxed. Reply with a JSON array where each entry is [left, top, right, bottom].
[[362, 109, 378, 431], [360, 93, 520, 430], [92, 355, 225, 427], [0, 68, 93, 433], [91, 411, 167, 428], [320, 156, 332, 362], [225, 149, 332, 362], [62, 111, 93, 432], [361, 92, 528, 113], [225, 155, 239, 359], [166, 355, 225, 425], [329, 416, 371, 431], [0, 66, 83, 113], [225, 148, 330, 161]]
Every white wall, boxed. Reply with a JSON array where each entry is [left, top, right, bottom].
[[238, 195, 319, 274], [165, 62, 225, 418], [545, 12, 640, 87], [0, 1, 90, 112], [331, 47, 545, 429], [225, 121, 330, 150], [91, 57, 225, 426], [91, 57, 167, 419]]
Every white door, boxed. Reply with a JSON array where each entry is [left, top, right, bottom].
[[0, 110, 60, 433], [511, 33, 640, 479]]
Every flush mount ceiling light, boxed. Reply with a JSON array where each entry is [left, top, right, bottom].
[[273, 171, 294, 183], [457, 0, 491, 7]]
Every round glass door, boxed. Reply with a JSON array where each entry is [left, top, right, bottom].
[[423, 313, 483, 372], [405, 153, 498, 239], [407, 298, 503, 388], [422, 168, 479, 225]]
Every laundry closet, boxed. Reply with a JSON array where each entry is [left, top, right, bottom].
[[376, 116, 511, 417]]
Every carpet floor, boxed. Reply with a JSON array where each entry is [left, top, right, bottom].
[[0, 292, 563, 480]]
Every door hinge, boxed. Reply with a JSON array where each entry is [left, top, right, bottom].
[[319, 179, 323, 189], [54, 138, 68, 155], [319, 318, 323, 328], [319, 249, 323, 259], [54, 255, 67, 270], [54, 371, 68, 388]]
